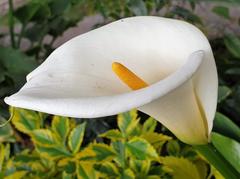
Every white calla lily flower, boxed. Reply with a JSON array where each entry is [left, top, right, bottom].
[[4, 16, 218, 145]]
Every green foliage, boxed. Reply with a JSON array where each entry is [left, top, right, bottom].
[[11, 107, 42, 134], [212, 6, 230, 19], [212, 133, 240, 173], [77, 162, 98, 179], [1, 108, 227, 179], [52, 116, 70, 142], [195, 144, 240, 179], [214, 35, 240, 127], [96, 110, 217, 179], [0, 0, 93, 117], [127, 0, 148, 16], [2, 108, 239, 178], [166, 140, 181, 156], [169, 6, 202, 25], [218, 86, 231, 103], [213, 112, 240, 142], [68, 122, 86, 154], [0, 47, 37, 102], [117, 109, 140, 137], [126, 137, 158, 160], [196, 113, 240, 179], [224, 35, 240, 59], [0, 116, 15, 143], [160, 157, 201, 179]]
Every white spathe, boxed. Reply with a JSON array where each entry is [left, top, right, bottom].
[[4, 16, 218, 145]]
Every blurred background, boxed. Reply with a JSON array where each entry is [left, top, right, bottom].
[[1, 0, 240, 125]]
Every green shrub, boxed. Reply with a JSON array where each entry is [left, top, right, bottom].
[[0, 108, 224, 179]]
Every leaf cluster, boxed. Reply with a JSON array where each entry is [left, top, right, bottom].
[[0, 108, 228, 179]]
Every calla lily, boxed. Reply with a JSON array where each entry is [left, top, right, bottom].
[[4, 16, 218, 145]]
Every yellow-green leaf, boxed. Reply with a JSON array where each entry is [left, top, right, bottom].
[[117, 109, 139, 137], [68, 122, 86, 154], [0, 144, 6, 171], [121, 168, 135, 179], [77, 162, 98, 179], [31, 129, 71, 159], [14, 154, 39, 167], [31, 129, 55, 146], [11, 107, 41, 134], [91, 143, 116, 162], [130, 159, 150, 177], [79, 143, 116, 162], [51, 116, 70, 142], [100, 129, 122, 140], [94, 162, 118, 178], [62, 171, 73, 179], [35, 144, 71, 159], [146, 176, 161, 179], [75, 145, 95, 161], [5, 171, 28, 179], [160, 157, 201, 179], [195, 160, 208, 179], [142, 132, 172, 150], [211, 166, 225, 179], [126, 137, 158, 160], [58, 157, 73, 167], [142, 117, 157, 133], [166, 140, 180, 156], [29, 162, 45, 173], [111, 141, 125, 167]]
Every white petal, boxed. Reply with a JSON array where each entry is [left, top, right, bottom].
[[4, 16, 218, 144], [139, 77, 208, 145], [4, 51, 203, 118]]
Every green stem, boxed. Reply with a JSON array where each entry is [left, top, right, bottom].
[[36, 21, 48, 61], [8, 0, 16, 48], [194, 143, 240, 179], [36, 35, 44, 60], [17, 23, 26, 48]]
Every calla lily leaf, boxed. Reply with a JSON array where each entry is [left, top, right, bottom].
[[4, 16, 218, 145], [195, 144, 240, 179], [211, 132, 240, 173], [213, 112, 240, 142]]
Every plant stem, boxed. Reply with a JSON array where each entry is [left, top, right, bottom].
[[8, 0, 16, 48], [17, 23, 26, 48]]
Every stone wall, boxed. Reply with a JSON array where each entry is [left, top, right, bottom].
[[0, 0, 26, 15]]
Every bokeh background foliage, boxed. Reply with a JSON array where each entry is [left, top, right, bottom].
[[0, 0, 240, 178]]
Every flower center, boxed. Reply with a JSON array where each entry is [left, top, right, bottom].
[[112, 62, 148, 90]]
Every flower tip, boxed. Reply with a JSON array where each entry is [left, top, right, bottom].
[[4, 96, 17, 108], [4, 96, 10, 105]]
